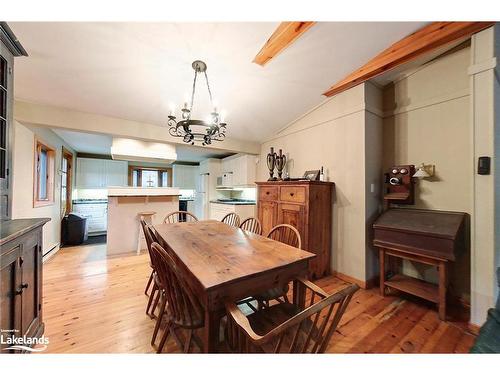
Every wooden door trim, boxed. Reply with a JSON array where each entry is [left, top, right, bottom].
[[62, 147, 73, 214]]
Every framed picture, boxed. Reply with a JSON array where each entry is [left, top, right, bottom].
[[302, 170, 320, 181]]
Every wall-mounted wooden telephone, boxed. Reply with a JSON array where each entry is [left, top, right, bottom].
[[383, 165, 415, 206]]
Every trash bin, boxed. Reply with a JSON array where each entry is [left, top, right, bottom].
[[61, 213, 88, 246]]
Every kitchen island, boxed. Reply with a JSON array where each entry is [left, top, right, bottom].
[[107, 187, 180, 255]]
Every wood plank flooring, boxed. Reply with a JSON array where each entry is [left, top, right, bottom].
[[39, 244, 476, 353]]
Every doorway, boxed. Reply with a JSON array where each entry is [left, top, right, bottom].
[[60, 147, 73, 217]]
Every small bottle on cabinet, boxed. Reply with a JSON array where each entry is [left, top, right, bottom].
[[320, 166, 325, 181]]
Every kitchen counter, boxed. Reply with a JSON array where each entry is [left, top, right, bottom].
[[210, 200, 256, 206], [107, 186, 180, 197], [73, 199, 108, 204], [107, 187, 179, 255]]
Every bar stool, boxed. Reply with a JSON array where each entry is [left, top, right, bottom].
[[137, 211, 156, 255]]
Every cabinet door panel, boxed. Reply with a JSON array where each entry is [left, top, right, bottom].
[[277, 203, 306, 244], [20, 234, 42, 337], [0, 245, 22, 349], [105, 160, 127, 187], [258, 201, 278, 236]]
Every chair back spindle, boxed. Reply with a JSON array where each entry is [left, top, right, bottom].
[[150, 242, 204, 328], [266, 224, 302, 249], [225, 280, 359, 353], [163, 211, 199, 224], [239, 217, 262, 235], [221, 213, 241, 227]]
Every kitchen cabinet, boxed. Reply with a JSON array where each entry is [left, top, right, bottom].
[[0, 218, 49, 352], [219, 154, 257, 187], [72, 201, 108, 234], [256, 181, 334, 278], [209, 202, 256, 222], [76, 158, 127, 188], [173, 165, 198, 190]]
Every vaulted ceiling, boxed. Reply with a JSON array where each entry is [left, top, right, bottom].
[[10, 22, 427, 143]]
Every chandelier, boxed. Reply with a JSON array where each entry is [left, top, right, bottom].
[[167, 60, 227, 146]]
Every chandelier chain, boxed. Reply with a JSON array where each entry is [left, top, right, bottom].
[[204, 71, 215, 108], [189, 70, 198, 114]]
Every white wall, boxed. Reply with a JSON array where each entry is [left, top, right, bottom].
[[258, 83, 382, 283], [11, 121, 76, 256], [469, 26, 500, 325], [382, 46, 472, 303]]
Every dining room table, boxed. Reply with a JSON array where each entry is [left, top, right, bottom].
[[152, 220, 316, 353]]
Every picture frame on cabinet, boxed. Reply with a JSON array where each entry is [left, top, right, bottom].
[[302, 170, 320, 181]]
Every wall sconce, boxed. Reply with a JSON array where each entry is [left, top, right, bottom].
[[412, 163, 435, 179]]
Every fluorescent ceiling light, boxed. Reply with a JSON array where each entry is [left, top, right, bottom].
[[111, 137, 177, 164]]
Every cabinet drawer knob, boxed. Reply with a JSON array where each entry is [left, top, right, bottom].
[[266, 191, 270, 195], [290, 192, 294, 196], [15, 288, 23, 295], [21, 283, 29, 289]]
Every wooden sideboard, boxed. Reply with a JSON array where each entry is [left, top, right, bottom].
[[256, 181, 334, 278], [0, 218, 50, 352]]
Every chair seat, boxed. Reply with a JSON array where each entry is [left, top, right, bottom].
[[254, 284, 289, 301], [246, 302, 301, 336], [166, 309, 204, 329]]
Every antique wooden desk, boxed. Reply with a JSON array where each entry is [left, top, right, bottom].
[[373, 209, 467, 320], [153, 220, 315, 353]]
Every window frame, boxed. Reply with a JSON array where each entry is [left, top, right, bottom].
[[33, 138, 56, 207], [128, 166, 172, 187]]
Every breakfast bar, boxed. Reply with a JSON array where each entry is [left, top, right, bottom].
[[106, 187, 180, 255]]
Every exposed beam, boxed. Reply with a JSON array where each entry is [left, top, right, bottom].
[[253, 22, 315, 66], [323, 22, 495, 97]]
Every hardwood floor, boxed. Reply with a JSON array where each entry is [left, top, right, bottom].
[[39, 244, 476, 353]]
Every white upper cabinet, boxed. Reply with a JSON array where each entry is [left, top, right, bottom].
[[105, 160, 128, 187], [220, 154, 257, 187], [76, 158, 127, 188], [173, 165, 198, 189]]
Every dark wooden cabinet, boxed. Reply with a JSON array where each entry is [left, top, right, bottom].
[[0, 218, 49, 352], [256, 181, 334, 278]]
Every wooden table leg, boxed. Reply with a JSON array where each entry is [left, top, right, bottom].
[[202, 309, 221, 353], [293, 279, 306, 309], [438, 261, 447, 320], [379, 248, 385, 297]]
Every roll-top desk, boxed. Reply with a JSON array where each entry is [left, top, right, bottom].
[[373, 209, 467, 320]]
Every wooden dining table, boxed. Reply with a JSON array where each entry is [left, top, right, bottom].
[[153, 220, 316, 353]]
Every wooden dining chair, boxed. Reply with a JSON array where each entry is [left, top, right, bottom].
[[163, 211, 199, 224], [140, 219, 155, 296], [140, 221, 163, 319], [150, 242, 205, 353], [221, 212, 241, 227], [225, 279, 359, 353], [253, 224, 303, 308], [266, 224, 302, 250], [239, 217, 262, 235]]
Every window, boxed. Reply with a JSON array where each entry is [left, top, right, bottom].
[[128, 166, 172, 187], [34, 139, 55, 207]]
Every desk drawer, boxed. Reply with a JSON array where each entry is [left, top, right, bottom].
[[280, 186, 306, 204], [259, 186, 278, 201]]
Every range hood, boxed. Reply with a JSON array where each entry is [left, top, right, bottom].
[[111, 137, 177, 164]]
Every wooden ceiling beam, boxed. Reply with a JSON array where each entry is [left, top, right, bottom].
[[253, 22, 315, 66], [322, 22, 495, 97]]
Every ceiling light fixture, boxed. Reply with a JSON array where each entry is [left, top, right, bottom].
[[167, 60, 227, 146]]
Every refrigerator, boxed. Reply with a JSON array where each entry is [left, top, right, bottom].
[[195, 173, 209, 220]]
